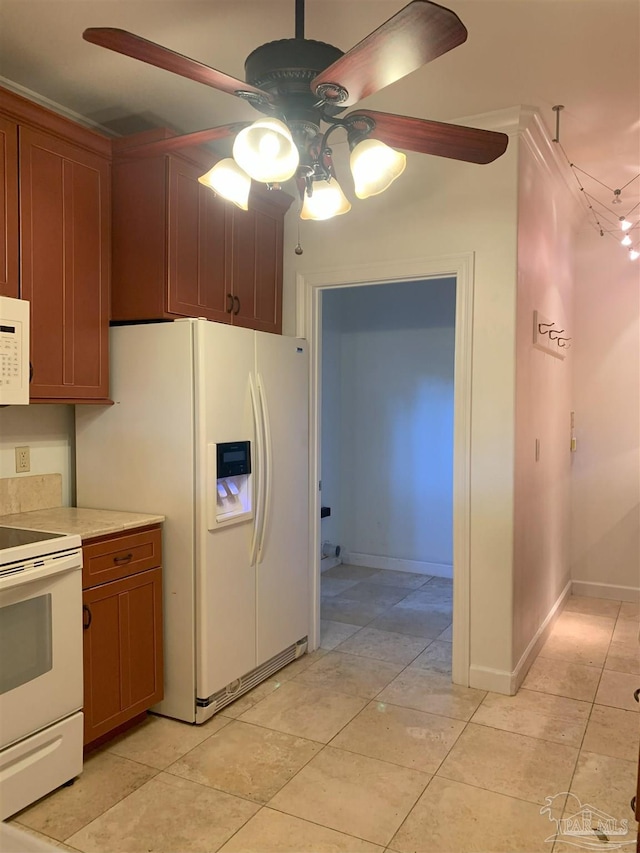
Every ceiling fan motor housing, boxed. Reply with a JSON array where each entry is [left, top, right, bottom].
[[244, 37, 345, 131]]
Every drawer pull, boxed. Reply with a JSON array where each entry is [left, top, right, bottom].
[[113, 553, 133, 565], [83, 604, 92, 630], [631, 796, 636, 814], [634, 687, 640, 703]]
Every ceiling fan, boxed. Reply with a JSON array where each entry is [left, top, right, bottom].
[[83, 0, 509, 220]]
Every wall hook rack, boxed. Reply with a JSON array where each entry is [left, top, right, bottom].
[[533, 310, 569, 360], [548, 328, 565, 341]]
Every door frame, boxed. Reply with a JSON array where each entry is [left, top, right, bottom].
[[296, 251, 474, 686]]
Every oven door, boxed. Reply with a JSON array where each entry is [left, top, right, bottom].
[[0, 551, 83, 749]]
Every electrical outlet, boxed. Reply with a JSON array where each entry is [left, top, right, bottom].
[[15, 446, 30, 473]]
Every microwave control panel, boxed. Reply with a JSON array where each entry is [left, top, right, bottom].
[[0, 297, 29, 406]]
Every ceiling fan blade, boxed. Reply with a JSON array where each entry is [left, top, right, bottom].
[[115, 124, 251, 158], [311, 1, 467, 107], [83, 28, 272, 104], [346, 109, 509, 164]]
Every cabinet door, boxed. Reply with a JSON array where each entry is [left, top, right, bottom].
[[228, 198, 283, 335], [167, 157, 230, 323], [0, 116, 19, 298], [19, 127, 110, 402], [82, 567, 163, 746]]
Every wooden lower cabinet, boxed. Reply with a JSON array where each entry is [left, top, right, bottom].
[[82, 527, 163, 747]]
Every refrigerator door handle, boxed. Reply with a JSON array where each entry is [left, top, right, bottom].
[[249, 374, 264, 567], [256, 374, 272, 564]]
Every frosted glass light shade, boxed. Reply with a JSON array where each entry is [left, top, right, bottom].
[[350, 138, 406, 199], [198, 159, 251, 210], [300, 179, 351, 220], [233, 118, 299, 183]]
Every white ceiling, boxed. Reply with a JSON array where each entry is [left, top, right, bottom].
[[2, 0, 639, 233]]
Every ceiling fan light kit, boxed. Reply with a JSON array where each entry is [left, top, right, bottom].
[[232, 117, 300, 183], [300, 177, 352, 220], [350, 138, 407, 199], [197, 158, 251, 210], [84, 0, 509, 223]]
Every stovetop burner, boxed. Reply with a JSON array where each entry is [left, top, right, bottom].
[[0, 526, 65, 550]]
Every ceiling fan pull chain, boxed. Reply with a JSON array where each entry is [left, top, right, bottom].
[[295, 216, 304, 255], [295, 0, 305, 39]]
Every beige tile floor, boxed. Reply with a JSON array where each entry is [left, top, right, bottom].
[[10, 568, 640, 853]]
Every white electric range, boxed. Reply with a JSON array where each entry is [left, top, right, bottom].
[[0, 525, 84, 819]]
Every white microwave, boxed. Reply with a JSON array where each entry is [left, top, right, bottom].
[[0, 296, 29, 405]]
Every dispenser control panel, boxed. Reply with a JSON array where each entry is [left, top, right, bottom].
[[217, 441, 251, 478], [207, 442, 253, 530]]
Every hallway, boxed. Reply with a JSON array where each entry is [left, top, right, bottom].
[[10, 566, 639, 852]]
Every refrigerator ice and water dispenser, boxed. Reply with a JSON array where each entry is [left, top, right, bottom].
[[208, 441, 252, 528]]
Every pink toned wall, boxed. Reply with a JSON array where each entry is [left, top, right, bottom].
[[512, 117, 580, 673], [570, 232, 640, 599]]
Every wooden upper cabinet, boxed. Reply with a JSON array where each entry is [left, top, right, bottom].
[[111, 137, 292, 333], [1, 87, 111, 403], [0, 115, 19, 298], [228, 195, 285, 335], [19, 126, 110, 402], [167, 156, 229, 322]]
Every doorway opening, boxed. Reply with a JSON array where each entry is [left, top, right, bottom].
[[296, 253, 474, 685], [319, 278, 455, 669]]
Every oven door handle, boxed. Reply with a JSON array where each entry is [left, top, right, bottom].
[[0, 549, 82, 592]]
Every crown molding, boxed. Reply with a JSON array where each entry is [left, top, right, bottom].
[[517, 106, 584, 219], [0, 76, 117, 137], [452, 104, 583, 218]]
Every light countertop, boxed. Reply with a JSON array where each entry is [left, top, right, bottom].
[[0, 507, 165, 541]]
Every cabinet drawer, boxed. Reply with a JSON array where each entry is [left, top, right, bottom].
[[83, 526, 162, 588]]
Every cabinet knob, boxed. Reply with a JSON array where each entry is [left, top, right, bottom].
[[631, 796, 637, 814], [83, 604, 92, 630], [226, 293, 234, 313], [233, 295, 240, 316], [634, 687, 640, 703]]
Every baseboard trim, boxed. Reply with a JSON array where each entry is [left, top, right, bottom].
[[510, 579, 573, 693], [571, 579, 640, 602], [320, 556, 342, 573], [469, 579, 572, 696], [468, 665, 513, 694], [341, 551, 452, 578]]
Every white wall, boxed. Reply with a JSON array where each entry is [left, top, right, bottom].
[[288, 106, 521, 682], [322, 279, 455, 573], [319, 290, 343, 557], [570, 229, 640, 599], [0, 405, 75, 505], [512, 115, 578, 672]]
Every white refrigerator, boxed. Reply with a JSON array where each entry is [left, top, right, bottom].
[[76, 319, 309, 724]]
